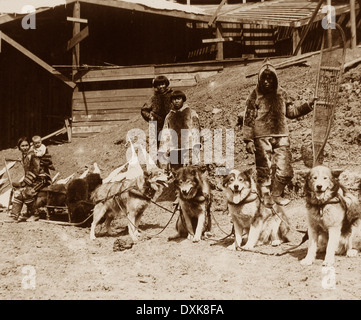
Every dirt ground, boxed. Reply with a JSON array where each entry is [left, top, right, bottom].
[[1, 47, 361, 300]]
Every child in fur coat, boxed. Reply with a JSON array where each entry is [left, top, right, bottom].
[[141, 75, 173, 147], [158, 90, 201, 170]]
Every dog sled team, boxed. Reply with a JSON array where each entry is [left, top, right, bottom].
[[2, 62, 361, 267]]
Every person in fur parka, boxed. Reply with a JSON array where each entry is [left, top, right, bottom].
[[141, 75, 173, 147], [243, 59, 316, 206], [158, 90, 201, 170]]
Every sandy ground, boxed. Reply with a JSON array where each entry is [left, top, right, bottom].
[[1, 197, 361, 300]]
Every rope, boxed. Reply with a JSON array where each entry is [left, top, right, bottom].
[[113, 189, 178, 238], [39, 211, 94, 226]]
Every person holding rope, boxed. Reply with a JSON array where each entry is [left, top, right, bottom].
[[5, 137, 52, 222], [242, 59, 316, 207]]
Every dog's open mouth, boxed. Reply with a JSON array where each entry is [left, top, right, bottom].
[[180, 187, 197, 200], [232, 188, 245, 204], [315, 190, 325, 200], [157, 180, 169, 188]]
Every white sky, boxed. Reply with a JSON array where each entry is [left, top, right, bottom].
[[0, 0, 205, 15], [0, 0, 66, 13]]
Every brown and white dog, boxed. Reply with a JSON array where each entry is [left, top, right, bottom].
[[169, 166, 212, 242], [301, 165, 361, 266], [89, 167, 168, 241], [223, 168, 290, 250]]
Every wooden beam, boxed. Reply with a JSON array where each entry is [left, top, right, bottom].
[[326, 0, 333, 48], [65, 118, 72, 143], [72, 1, 81, 81], [67, 26, 89, 51], [344, 56, 361, 70], [0, 32, 76, 88], [350, 0, 357, 49], [76, 0, 211, 23], [215, 23, 224, 61], [41, 127, 67, 141], [208, 0, 228, 26], [293, 0, 323, 55], [202, 37, 233, 43], [292, 28, 301, 56], [66, 16, 88, 24]]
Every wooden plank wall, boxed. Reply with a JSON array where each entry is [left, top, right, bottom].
[[0, 41, 73, 150], [71, 63, 223, 138]]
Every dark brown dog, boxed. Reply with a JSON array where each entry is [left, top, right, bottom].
[[169, 166, 212, 242], [35, 183, 67, 219], [66, 173, 102, 225]]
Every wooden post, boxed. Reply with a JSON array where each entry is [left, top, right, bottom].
[[72, 1, 80, 81], [65, 118, 72, 143], [326, 0, 332, 48], [350, 0, 357, 49], [293, 0, 324, 56], [215, 23, 223, 60], [292, 28, 301, 56]]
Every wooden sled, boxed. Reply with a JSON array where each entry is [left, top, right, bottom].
[[312, 23, 346, 166]]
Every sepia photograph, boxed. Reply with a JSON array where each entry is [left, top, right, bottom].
[[0, 0, 361, 303]]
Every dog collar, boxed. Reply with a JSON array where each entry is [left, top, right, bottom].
[[309, 196, 342, 217]]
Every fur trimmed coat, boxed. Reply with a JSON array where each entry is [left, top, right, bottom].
[[141, 87, 173, 131], [243, 62, 313, 142], [158, 104, 201, 153]]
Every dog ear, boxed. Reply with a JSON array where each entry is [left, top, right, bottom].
[[244, 168, 253, 178], [303, 171, 312, 196], [222, 174, 231, 188], [222, 175, 228, 188], [297, 169, 310, 179], [331, 169, 343, 179], [330, 175, 340, 193]]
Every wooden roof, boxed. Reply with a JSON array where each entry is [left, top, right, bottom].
[[201, 0, 356, 27], [0, 0, 357, 28]]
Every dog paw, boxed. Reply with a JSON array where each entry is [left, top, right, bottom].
[[203, 231, 213, 239], [187, 234, 194, 241], [241, 245, 255, 251], [167, 233, 181, 241], [271, 240, 282, 246], [346, 249, 358, 257], [322, 259, 334, 267], [192, 236, 201, 243], [300, 258, 314, 266], [90, 234, 96, 240]]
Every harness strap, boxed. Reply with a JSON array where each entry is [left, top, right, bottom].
[[309, 196, 343, 217], [112, 187, 178, 238]]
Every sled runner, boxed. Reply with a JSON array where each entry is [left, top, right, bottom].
[[312, 23, 346, 166]]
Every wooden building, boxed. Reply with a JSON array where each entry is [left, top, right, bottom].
[[0, 0, 359, 147]]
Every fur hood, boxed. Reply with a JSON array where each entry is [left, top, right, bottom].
[[257, 59, 279, 94]]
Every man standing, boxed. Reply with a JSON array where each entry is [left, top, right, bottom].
[[243, 59, 316, 206]]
